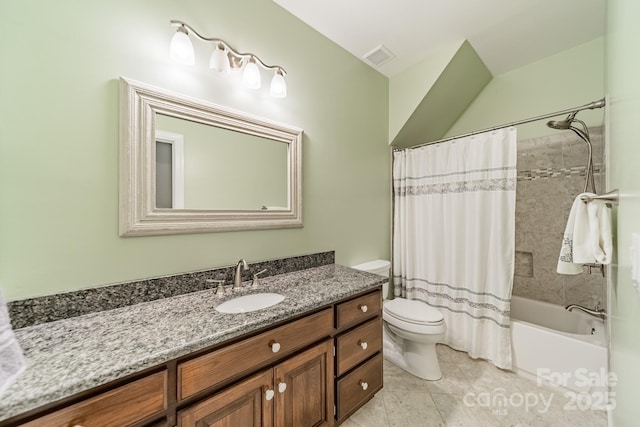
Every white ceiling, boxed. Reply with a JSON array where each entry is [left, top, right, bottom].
[[273, 0, 607, 77]]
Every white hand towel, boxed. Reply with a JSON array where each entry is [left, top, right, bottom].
[[557, 193, 613, 275], [586, 199, 613, 265], [0, 290, 25, 396]]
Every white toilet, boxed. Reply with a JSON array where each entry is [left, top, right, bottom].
[[352, 260, 445, 381]]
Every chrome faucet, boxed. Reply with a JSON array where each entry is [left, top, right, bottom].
[[565, 303, 606, 320], [233, 259, 248, 289]]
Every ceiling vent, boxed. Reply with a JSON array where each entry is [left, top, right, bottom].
[[362, 44, 395, 67]]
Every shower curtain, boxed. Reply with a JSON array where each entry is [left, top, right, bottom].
[[392, 128, 517, 369]]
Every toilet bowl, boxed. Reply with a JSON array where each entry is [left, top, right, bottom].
[[351, 260, 445, 380]]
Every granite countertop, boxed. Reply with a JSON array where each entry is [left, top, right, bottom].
[[0, 264, 385, 422]]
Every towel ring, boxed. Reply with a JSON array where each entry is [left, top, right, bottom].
[[580, 189, 619, 206]]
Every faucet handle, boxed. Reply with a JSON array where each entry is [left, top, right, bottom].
[[207, 279, 226, 296], [252, 269, 268, 287]]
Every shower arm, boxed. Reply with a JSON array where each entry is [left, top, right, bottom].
[[394, 98, 606, 152], [568, 119, 596, 194]]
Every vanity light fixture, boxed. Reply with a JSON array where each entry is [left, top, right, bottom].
[[169, 20, 288, 98], [169, 26, 195, 65], [209, 43, 230, 74], [242, 57, 261, 90]]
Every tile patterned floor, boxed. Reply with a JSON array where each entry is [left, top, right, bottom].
[[342, 345, 608, 427]]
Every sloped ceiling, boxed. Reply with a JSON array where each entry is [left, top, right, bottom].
[[390, 41, 492, 148], [273, 0, 606, 77]]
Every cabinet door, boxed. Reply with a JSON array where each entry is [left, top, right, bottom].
[[177, 370, 274, 427], [274, 339, 334, 427]]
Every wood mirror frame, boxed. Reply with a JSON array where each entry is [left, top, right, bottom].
[[119, 77, 303, 236]]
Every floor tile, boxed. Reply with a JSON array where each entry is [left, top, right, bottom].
[[343, 347, 608, 427], [341, 392, 389, 427], [383, 390, 444, 427]]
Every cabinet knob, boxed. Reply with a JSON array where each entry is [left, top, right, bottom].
[[269, 341, 281, 353], [359, 380, 369, 391], [265, 389, 275, 400], [357, 340, 368, 350], [358, 304, 368, 313], [278, 381, 287, 393]]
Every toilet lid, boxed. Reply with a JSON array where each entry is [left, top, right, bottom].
[[384, 298, 443, 324]]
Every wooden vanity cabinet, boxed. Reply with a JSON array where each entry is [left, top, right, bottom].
[[3, 288, 383, 427], [18, 370, 168, 427], [178, 308, 334, 401], [334, 289, 383, 424], [177, 369, 274, 427], [177, 339, 334, 427], [177, 290, 383, 427], [274, 339, 334, 426]]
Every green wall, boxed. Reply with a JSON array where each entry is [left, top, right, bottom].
[[445, 37, 605, 140], [0, 0, 390, 299], [606, 0, 640, 424]]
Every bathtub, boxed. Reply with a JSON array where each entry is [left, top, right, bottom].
[[510, 295, 608, 393]]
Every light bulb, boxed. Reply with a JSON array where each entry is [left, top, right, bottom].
[[210, 45, 230, 74], [169, 27, 194, 65], [270, 70, 287, 98], [243, 59, 261, 89]]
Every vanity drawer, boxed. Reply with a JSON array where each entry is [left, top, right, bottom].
[[336, 289, 381, 330], [178, 307, 334, 400], [335, 316, 382, 376], [20, 371, 167, 427], [336, 353, 383, 422]]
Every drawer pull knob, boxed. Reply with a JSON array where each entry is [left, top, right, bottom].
[[265, 389, 275, 400], [278, 382, 287, 393], [358, 340, 368, 350], [358, 304, 368, 313], [269, 341, 281, 353], [359, 380, 369, 391]]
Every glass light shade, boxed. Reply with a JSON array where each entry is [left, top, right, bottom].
[[209, 46, 230, 74], [243, 61, 261, 89], [270, 71, 287, 98], [169, 29, 195, 65]]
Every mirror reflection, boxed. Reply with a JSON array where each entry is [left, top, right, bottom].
[[155, 114, 289, 211]]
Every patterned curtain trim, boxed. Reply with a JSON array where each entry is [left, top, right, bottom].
[[405, 288, 511, 329], [393, 165, 517, 182], [392, 275, 512, 302], [394, 177, 516, 197]]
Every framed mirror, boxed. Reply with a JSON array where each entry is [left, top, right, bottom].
[[119, 77, 303, 236]]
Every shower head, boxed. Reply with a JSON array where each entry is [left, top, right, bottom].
[[546, 111, 596, 194], [546, 111, 578, 130]]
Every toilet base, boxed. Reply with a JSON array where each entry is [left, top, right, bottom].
[[383, 325, 442, 381]]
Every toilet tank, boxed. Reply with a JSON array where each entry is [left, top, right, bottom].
[[351, 260, 390, 297], [351, 259, 390, 277]]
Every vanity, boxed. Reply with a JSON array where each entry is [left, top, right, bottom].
[[0, 264, 384, 426]]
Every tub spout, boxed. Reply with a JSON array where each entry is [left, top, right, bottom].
[[565, 304, 606, 320]]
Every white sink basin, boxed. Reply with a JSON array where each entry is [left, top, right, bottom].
[[215, 293, 285, 314]]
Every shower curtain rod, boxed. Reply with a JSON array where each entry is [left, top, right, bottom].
[[393, 98, 606, 152]]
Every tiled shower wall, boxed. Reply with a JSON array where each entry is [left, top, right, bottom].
[[513, 127, 606, 307]]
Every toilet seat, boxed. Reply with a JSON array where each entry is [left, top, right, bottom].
[[384, 298, 443, 324], [383, 298, 445, 335]]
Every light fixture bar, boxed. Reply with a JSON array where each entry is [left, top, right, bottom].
[[170, 20, 287, 76]]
